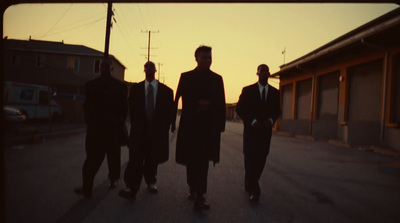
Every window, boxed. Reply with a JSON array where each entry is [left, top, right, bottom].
[[67, 57, 80, 73], [19, 89, 34, 101], [94, 59, 101, 74], [36, 54, 45, 67], [39, 91, 49, 105]]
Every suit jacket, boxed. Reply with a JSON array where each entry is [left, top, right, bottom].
[[84, 75, 128, 146], [236, 83, 281, 155], [128, 81, 174, 164], [174, 68, 226, 165]]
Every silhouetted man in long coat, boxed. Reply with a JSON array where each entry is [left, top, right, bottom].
[[75, 60, 128, 198], [174, 46, 226, 211]]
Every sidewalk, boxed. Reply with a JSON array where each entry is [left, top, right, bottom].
[[4, 121, 87, 148], [5, 120, 400, 174], [272, 130, 400, 175]]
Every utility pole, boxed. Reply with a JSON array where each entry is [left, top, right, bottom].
[[141, 30, 159, 61], [104, 2, 113, 60], [147, 31, 151, 61], [158, 62, 163, 80]]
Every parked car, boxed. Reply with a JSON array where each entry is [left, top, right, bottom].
[[4, 106, 27, 123]]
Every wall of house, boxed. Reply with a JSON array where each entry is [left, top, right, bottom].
[[111, 60, 125, 81], [4, 47, 125, 122]]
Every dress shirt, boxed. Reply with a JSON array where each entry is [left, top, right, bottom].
[[258, 82, 268, 102], [145, 79, 158, 109], [251, 82, 273, 126]]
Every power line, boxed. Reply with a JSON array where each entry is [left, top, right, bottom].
[[38, 17, 105, 38], [61, 18, 105, 41], [39, 4, 73, 39], [143, 4, 157, 30], [113, 6, 137, 48], [113, 5, 143, 67], [136, 4, 147, 30], [114, 20, 136, 55], [126, 4, 143, 32]]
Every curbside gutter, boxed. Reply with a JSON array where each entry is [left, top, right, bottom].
[[4, 127, 87, 148]]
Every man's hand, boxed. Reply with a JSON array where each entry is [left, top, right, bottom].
[[252, 120, 263, 128], [253, 119, 273, 129], [262, 120, 273, 129]]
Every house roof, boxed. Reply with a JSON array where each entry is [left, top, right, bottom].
[[273, 7, 400, 77], [4, 38, 126, 68]]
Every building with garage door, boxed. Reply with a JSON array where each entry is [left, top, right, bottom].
[[273, 8, 400, 150]]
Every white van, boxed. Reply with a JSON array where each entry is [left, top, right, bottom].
[[4, 81, 62, 120]]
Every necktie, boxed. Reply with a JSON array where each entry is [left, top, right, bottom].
[[261, 88, 266, 103], [147, 84, 155, 121]]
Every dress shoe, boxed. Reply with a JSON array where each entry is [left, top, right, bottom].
[[249, 194, 260, 204], [74, 187, 92, 198], [118, 188, 136, 200], [193, 197, 210, 211], [147, 184, 158, 193], [109, 180, 117, 189]]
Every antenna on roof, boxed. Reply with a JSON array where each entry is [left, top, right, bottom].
[[282, 46, 286, 65]]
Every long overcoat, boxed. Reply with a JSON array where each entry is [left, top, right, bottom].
[[128, 81, 174, 164], [84, 75, 128, 146], [236, 83, 281, 155], [175, 68, 226, 165]]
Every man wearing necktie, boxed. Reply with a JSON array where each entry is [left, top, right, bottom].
[[236, 64, 281, 204], [119, 61, 174, 200]]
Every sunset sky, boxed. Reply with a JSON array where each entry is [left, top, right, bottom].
[[3, 3, 399, 103]]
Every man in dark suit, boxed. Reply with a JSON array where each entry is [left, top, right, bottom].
[[236, 64, 281, 204], [75, 60, 128, 198], [119, 61, 174, 200], [173, 46, 226, 211]]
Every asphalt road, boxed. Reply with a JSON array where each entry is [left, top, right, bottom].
[[4, 121, 400, 223]]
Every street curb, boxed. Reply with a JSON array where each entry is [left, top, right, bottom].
[[328, 139, 352, 148], [373, 147, 400, 157], [5, 128, 86, 148], [378, 163, 400, 175], [294, 134, 316, 141]]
